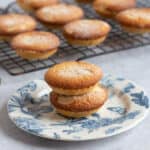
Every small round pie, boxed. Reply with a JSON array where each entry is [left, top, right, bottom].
[[93, 0, 136, 18], [0, 13, 37, 41], [116, 8, 150, 33], [45, 61, 103, 95], [17, 0, 59, 12], [36, 4, 84, 29], [63, 19, 111, 46], [11, 31, 60, 60], [50, 85, 108, 118]]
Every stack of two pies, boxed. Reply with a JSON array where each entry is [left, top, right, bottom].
[[45, 61, 108, 118]]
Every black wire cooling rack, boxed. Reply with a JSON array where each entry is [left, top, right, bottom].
[[0, 0, 150, 75]]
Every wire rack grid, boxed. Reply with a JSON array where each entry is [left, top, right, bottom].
[[0, 0, 150, 75]]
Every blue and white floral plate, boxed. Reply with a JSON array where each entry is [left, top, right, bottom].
[[7, 75, 149, 141]]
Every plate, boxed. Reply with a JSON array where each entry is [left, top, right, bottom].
[[7, 75, 149, 141]]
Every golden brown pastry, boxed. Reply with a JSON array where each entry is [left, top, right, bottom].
[[116, 8, 150, 33], [45, 61, 103, 95], [35, 4, 84, 29], [63, 19, 111, 46], [17, 0, 59, 12], [50, 85, 108, 118], [93, 0, 136, 18], [11, 31, 60, 60], [0, 13, 37, 41]]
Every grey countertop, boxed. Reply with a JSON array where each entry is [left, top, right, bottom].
[[0, 1, 150, 150], [0, 0, 14, 8]]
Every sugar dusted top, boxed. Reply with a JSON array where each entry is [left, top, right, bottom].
[[11, 31, 60, 52], [36, 4, 84, 24], [116, 8, 150, 28], [45, 61, 103, 89], [0, 14, 36, 34], [64, 19, 111, 39]]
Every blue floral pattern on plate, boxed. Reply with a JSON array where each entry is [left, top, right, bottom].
[[107, 107, 127, 115], [7, 76, 149, 141]]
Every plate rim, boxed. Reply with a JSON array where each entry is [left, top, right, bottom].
[[7, 76, 150, 141]]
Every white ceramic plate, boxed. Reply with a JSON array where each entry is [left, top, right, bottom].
[[7, 75, 149, 141]]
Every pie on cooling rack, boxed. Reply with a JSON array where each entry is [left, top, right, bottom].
[[11, 31, 60, 60]]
